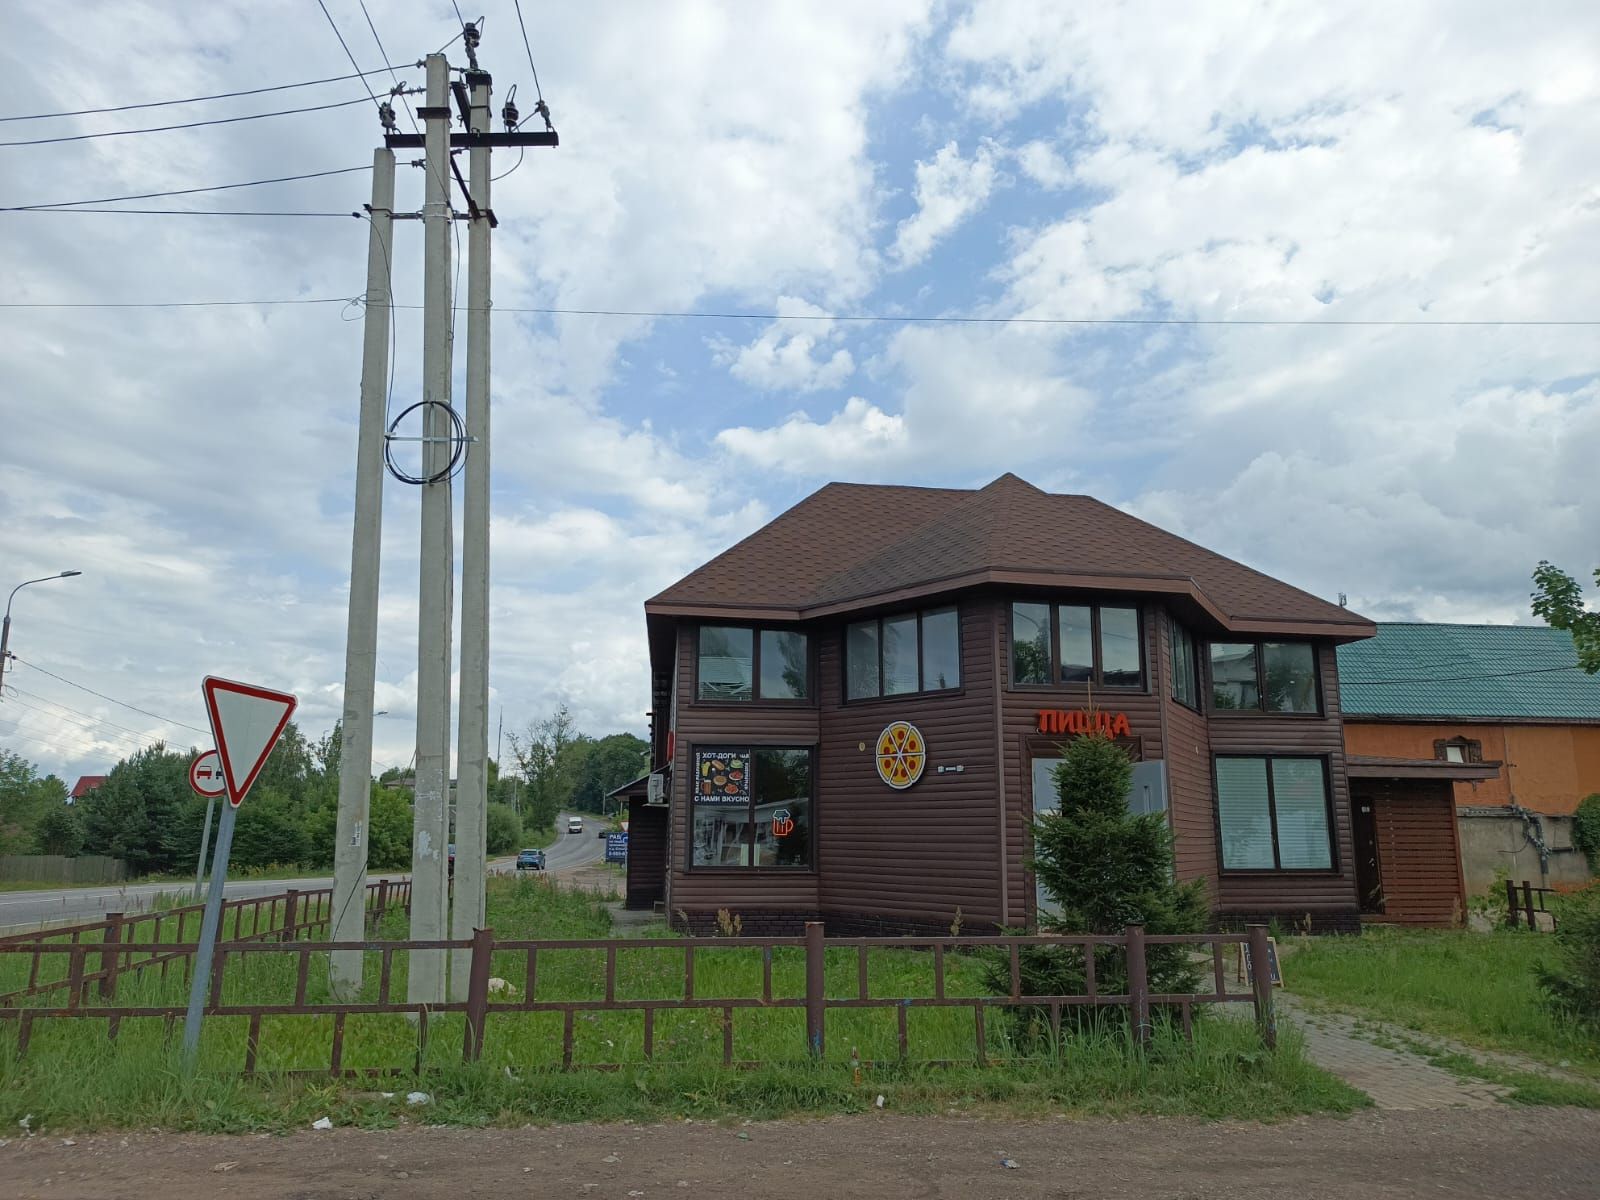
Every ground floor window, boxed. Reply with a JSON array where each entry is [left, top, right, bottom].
[[1215, 755, 1333, 871], [691, 746, 812, 868]]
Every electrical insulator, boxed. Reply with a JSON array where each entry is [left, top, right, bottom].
[[378, 101, 396, 133], [535, 99, 552, 131], [502, 99, 519, 130]]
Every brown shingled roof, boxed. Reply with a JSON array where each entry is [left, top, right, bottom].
[[647, 474, 1372, 637]]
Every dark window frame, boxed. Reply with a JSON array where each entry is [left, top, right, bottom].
[[1167, 615, 1200, 711], [685, 742, 817, 873], [1433, 736, 1483, 764], [843, 605, 963, 703], [1007, 600, 1148, 692], [1205, 640, 1323, 716], [693, 623, 814, 705], [1212, 753, 1338, 874]]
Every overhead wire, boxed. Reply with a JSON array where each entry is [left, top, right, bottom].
[[315, 0, 385, 112], [6, 208, 357, 217], [0, 65, 418, 122], [1348, 663, 1585, 685], [358, 0, 422, 134], [0, 164, 373, 212], [0, 94, 387, 147], [510, 0, 546, 106], [4, 685, 177, 746], [0, 689, 164, 754], [6, 657, 210, 735]]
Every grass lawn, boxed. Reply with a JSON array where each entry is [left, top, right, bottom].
[[1284, 926, 1600, 1077], [0, 878, 1367, 1132]]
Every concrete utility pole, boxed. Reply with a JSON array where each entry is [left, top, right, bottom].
[[329, 147, 396, 998], [451, 68, 494, 1000], [408, 51, 455, 1005]]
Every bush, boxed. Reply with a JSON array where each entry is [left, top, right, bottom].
[[984, 730, 1209, 1040], [1538, 886, 1600, 1025], [486, 803, 522, 855], [1573, 794, 1600, 873], [32, 804, 84, 856]]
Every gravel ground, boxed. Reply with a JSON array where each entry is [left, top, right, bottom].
[[2, 1108, 1597, 1199]]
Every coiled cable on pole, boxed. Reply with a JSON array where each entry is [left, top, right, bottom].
[[383, 400, 466, 484]]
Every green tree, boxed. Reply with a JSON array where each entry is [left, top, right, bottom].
[[1531, 560, 1600, 673], [486, 802, 522, 854], [984, 730, 1208, 1040], [33, 803, 84, 856], [570, 732, 649, 814], [367, 785, 414, 870], [0, 749, 68, 854], [78, 744, 191, 875], [508, 705, 579, 835]]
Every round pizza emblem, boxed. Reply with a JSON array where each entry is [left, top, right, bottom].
[[876, 721, 927, 790]]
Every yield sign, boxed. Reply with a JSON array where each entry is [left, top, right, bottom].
[[200, 676, 297, 808]]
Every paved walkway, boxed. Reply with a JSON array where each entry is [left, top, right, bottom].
[[1274, 992, 1509, 1109]]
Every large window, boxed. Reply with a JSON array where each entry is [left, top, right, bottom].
[[1168, 617, 1199, 708], [691, 746, 812, 868], [697, 626, 809, 702], [1215, 756, 1333, 871], [845, 607, 960, 700], [1208, 642, 1318, 713], [1009, 602, 1144, 689]]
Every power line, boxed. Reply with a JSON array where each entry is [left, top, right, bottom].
[[315, 0, 384, 113], [1, 294, 1595, 327], [0, 94, 389, 148], [0, 688, 162, 753], [6, 657, 210, 735], [0, 164, 373, 212], [5, 208, 357, 218], [357, 0, 421, 134], [511, 0, 546, 105], [0, 66, 418, 123]]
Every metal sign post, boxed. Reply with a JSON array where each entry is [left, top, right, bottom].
[[188, 750, 226, 900], [182, 677, 297, 1064]]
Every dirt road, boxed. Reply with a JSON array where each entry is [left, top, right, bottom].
[[3, 1108, 1596, 1199]]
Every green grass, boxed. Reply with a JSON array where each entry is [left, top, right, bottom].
[[0, 877, 1365, 1130], [1285, 926, 1600, 1076]]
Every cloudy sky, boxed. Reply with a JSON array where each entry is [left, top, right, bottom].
[[2, 1, 1597, 783]]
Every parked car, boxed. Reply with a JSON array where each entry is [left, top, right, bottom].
[[515, 848, 546, 871], [567, 816, 584, 834]]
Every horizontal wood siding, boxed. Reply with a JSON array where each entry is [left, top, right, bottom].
[[817, 602, 1004, 929], [624, 799, 668, 910], [1000, 601, 1168, 927], [667, 624, 821, 915], [1212, 643, 1359, 917], [1365, 779, 1464, 926], [1157, 608, 1217, 900]]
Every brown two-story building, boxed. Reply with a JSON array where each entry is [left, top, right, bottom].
[[622, 473, 1426, 934]]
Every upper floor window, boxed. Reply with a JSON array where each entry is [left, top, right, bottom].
[[697, 626, 809, 702], [1168, 617, 1199, 708], [1010, 602, 1144, 689], [1434, 737, 1482, 764], [846, 607, 960, 700], [1208, 641, 1318, 713]]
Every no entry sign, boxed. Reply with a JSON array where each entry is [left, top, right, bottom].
[[188, 749, 226, 798]]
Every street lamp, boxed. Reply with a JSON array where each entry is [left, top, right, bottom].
[[0, 571, 83, 695]]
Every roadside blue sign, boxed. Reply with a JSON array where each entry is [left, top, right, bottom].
[[605, 831, 629, 864]]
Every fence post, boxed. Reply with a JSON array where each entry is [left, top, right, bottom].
[[804, 921, 826, 1059], [462, 927, 495, 1062], [1521, 880, 1536, 929], [375, 879, 390, 928], [1505, 878, 1519, 928], [281, 889, 300, 943], [99, 912, 124, 1001], [1247, 925, 1277, 1050], [1124, 924, 1150, 1049]]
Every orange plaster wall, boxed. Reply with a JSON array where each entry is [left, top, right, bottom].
[[1344, 722, 1600, 815]]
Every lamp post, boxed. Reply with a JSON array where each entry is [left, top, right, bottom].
[[0, 571, 83, 696]]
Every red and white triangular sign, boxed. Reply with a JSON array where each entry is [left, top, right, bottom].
[[201, 676, 298, 808]]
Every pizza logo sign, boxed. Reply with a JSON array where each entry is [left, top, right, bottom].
[[876, 721, 927, 790]]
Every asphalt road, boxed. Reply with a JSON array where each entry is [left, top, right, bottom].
[[0, 812, 606, 934]]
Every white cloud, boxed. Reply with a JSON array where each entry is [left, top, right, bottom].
[[715, 397, 906, 472], [890, 140, 1001, 266], [1015, 140, 1073, 189], [708, 297, 855, 392]]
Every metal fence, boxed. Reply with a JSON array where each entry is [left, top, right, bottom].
[[0, 877, 412, 1008], [0, 921, 1278, 1075], [1505, 879, 1561, 930], [0, 855, 127, 884]]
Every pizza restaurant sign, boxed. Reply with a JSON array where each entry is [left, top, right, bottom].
[[1037, 709, 1132, 737]]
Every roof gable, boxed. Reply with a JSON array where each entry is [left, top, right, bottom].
[[648, 473, 1368, 635], [1338, 623, 1600, 720]]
